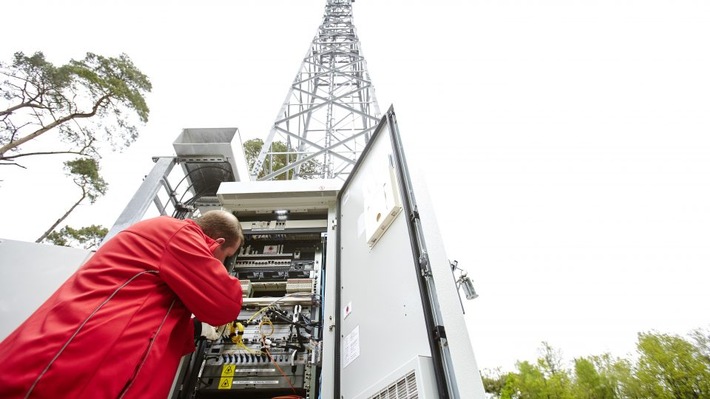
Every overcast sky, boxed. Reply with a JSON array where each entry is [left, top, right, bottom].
[[2, 0, 710, 373]]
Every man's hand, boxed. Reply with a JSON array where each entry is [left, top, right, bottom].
[[200, 322, 221, 340]]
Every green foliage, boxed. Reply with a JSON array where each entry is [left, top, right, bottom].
[[485, 328, 710, 399], [614, 357, 644, 399], [633, 331, 710, 398], [507, 360, 553, 398], [46, 224, 108, 250], [65, 157, 107, 203], [0, 51, 151, 166], [243, 138, 322, 180], [481, 368, 510, 397], [572, 355, 620, 399], [243, 138, 263, 169], [501, 348, 574, 399], [689, 327, 710, 363]]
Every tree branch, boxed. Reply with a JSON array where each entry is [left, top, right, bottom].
[[0, 100, 47, 117], [0, 93, 110, 156], [1, 149, 91, 161], [0, 161, 28, 169]]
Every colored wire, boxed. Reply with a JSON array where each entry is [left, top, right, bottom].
[[245, 292, 317, 326], [264, 349, 298, 394], [259, 317, 274, 337]]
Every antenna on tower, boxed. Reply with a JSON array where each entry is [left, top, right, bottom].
[[250, 0, 381, 181]]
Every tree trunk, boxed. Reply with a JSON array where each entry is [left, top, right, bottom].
[[36, 190, 87, 243]]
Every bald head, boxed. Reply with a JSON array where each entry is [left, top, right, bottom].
[[193, 210, 244, 248]]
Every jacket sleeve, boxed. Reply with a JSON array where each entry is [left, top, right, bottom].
[[159, 225, 243, 326]]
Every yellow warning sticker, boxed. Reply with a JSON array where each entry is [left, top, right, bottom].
[[221, 364, 235, 377], [218, 364, 235, 389], [218, 377, 232, 390]]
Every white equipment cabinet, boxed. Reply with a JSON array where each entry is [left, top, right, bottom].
[[206, 107, 486, 399]]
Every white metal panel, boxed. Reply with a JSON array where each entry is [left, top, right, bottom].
[[336, 111, 434, 398], [335, 107, 486, 398], [0, 239, 93, 340], [218, 179, 341, 212]]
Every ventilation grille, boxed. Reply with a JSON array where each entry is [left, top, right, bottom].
[[369, 370, 418, 399]]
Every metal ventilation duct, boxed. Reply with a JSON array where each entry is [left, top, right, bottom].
[[172, 128, 251, 202]]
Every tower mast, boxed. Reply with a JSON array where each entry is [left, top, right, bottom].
[[251, 0, 381, 181]]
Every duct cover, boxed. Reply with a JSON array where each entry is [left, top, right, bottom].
[[173, 128, 251, 199]]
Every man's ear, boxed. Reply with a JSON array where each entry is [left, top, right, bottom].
[[215, 238, 225, 245]]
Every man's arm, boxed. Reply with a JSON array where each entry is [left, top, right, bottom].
[[159, 225, 243, 325]]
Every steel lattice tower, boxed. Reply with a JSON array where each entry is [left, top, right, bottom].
[[251, 0, 381, 181]]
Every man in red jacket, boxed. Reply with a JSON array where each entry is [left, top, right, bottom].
[[0, 210, 244, 399]]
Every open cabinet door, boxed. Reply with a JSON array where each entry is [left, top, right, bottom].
[[333, 106, 485, 399]]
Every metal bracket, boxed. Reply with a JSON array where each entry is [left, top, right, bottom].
[[409, 206, 420, 222], [419, 252, 431, 276], [433, 325, 447, 340]]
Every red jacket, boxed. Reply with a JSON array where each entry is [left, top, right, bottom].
[[0, 216, 243, 398]]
